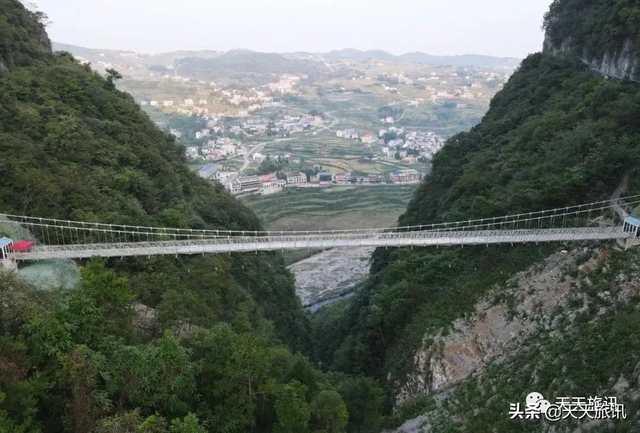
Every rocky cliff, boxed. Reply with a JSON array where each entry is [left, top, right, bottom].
[[542, 0, 639, 81], [393, 245, 640, 431]]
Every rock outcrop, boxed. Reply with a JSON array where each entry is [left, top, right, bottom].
[[544, 35, 638, 81], [288, 247, 373, 306], [542, 0, 639, 81], [393, 247, 614, 406]]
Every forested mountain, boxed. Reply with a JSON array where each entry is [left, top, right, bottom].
[[0, 1, 385, 431], [322, 49, 519, 68], [313, 0, 640, 430], [176, 50, 329, 81], [3, 0, 640, 431]]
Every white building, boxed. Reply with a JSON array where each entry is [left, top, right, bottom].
[[390, 169, 421, 183], [185, 146, 199, 158], [286, 172, 308, 185], [219, 144, 237, 156]]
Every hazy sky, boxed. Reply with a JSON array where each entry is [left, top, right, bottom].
[[30, 0, 553, 58]]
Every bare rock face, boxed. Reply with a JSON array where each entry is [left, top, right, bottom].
[[393, 248, 611, 406], [288, 247, 373, 306], [545, 35, 638, 81]]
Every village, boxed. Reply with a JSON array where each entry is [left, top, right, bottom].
[[176, 111, 327, 162], [67, 48, 510, 201], [164, 105, 447, 197], [225, 168, 424, 195]]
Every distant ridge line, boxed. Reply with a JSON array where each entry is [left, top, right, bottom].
[[52, 42, 521, 68]]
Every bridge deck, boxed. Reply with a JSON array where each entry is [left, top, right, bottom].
[[9, 227, 630, 261]]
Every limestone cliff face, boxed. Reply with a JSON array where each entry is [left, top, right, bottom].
[[392, 246, 632, 406], [544, 35, 638, 81], [392, 245, 640, 431], [541, 0, 639, 81]]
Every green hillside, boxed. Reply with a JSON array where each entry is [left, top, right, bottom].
[[0, 1, 386, 431], [314, 3, 640, 429], [0, 0, 51, 70], [177, 49, 328, 81]]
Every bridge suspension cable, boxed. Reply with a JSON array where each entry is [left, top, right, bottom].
[[0, 195, 637, 257]]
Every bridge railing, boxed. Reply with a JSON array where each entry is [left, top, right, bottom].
[[7, 226, 629, 261], [1, 194, 638, 249]]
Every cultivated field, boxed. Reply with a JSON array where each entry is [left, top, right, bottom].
[[263, 129, 425, 174], [241, 184, 418, 232]]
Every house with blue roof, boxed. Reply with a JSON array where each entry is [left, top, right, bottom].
[[198, 162, 218, 179], [623, 216, 640, 237], [0, 237, 13, 260]]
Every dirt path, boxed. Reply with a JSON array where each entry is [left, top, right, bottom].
[[611, 168, 637, 219]]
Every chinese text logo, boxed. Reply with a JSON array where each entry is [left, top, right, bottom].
[[509, 392, 626, 422]]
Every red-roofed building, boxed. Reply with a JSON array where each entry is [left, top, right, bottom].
[[9, 241, 34, 252]]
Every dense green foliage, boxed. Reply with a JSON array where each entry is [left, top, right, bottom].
[[0, 0, 51, 71], [0, 0, 313, 351], [3, 0, 640, 430], [317, 53, 640, 390], [0, 33, 312, 353], [0, 1, 389, 430], [544, 0, 639, 76], [403, 53, 640, 223], [0, 262, 387, 432]]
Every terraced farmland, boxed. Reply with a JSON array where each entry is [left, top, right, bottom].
[[241, 184, 419, 232], [264, 129, 425, 174]]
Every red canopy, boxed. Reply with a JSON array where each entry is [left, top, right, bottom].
[[9, 241, 34, 252]]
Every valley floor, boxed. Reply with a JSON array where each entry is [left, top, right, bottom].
[[288, 246, 373, 306]]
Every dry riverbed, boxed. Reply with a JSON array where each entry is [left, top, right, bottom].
[[288, 246, 373, 307]]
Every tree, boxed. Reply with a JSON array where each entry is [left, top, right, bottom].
[[96, 410, 208, 433], [105, 68, 123, 88], [169, 413, 208, 433], [273, 381, 310, 433], [95, 409, 144, 432], [311, 390, 348, 433], [59, 345, 109, 432], [78, 259, 135, 338], [0, 392, 33, 433], [183, 325, 275, 431], [330, 374, 386, 433], [103, 331, 198, 417], [288, 354, 319, 398]]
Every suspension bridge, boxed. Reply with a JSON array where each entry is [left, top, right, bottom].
[[2, 195, 640, 262]]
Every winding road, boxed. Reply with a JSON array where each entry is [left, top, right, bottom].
[[222, 112, 341, 187]]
